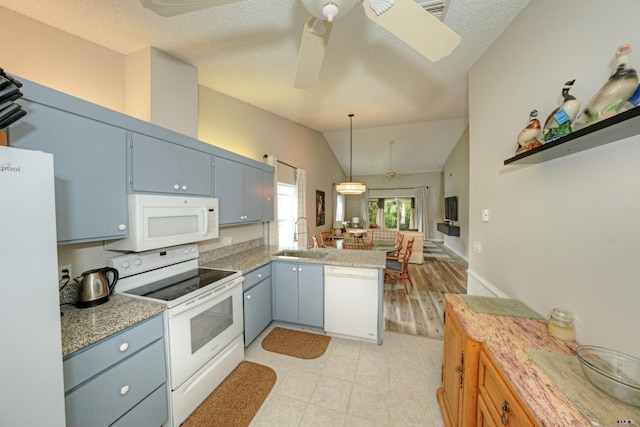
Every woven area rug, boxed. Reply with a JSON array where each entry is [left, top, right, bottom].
[[261, 327, 330, 359], [423, 241, 455, 262], [182, 361, 276, 427]]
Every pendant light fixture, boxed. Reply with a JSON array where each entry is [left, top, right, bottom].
[[336, 113, 366, 195]]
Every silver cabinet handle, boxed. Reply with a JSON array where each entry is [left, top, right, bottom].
[[119, 343, 129, 352], [174, 184, 180, 190], [246, 294, 252, 300], [120, 385, 130, 395], [182, 185, 187, 191], [118, 224, 126, 231]]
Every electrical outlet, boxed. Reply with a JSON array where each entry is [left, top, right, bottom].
[[473, 241, 482, 254], [58, 264, 72, 284]]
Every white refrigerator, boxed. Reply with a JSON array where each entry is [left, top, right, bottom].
[[0, 146, 66, 426]]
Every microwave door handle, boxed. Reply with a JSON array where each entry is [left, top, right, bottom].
[[201, 207, 208, 235]]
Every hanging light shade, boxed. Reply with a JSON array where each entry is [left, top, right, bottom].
[[337, 113, 366, 195]]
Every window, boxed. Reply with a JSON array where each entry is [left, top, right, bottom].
[[369, 198, 412, 229], [277, 183, 296, 247], [335, 193, 345, 222]]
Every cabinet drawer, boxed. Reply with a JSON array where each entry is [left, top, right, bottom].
[[63, 314, 164, 391], [477, 349, 537, 427], [65, 339, 166, 427], [112, 383, 168, 427], [243, 264, 271, 291]]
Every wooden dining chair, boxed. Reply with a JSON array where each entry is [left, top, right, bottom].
[[384, 238, 414, 294], [320, 230, 334, 247], [342, 242, 373, 250], [386, 232, 404, 260]]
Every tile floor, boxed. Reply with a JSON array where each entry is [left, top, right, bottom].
[[245, 325, 446, 426]]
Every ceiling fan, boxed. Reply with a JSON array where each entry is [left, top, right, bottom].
[[384, 140, 405, 180], [139, 0, 461, 88]]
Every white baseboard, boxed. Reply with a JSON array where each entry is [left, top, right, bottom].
[[467, 270, 509, 298]]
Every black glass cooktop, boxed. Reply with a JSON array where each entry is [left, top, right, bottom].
[[124, 268, 236, 302]]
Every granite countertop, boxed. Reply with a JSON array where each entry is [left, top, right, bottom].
[[199, 245, 386, 272], [60, 294, 165, 358], [446, 294, 640, 426]]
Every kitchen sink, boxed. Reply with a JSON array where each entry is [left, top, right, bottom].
[[272, 250, 328, 260]]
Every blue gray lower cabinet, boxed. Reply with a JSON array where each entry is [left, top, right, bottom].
[[272, 262, 324, 329], [243, 264, 273, 347], [62, 314, 168, 427]]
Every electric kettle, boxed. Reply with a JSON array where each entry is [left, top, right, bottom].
[[74, 267, 119, 308]]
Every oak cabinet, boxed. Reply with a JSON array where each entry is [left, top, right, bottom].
[[477, 348, 537, 427], [437, 303, 481, 426]]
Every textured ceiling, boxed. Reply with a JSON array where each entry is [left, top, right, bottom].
[[0, 0, 530, 176]]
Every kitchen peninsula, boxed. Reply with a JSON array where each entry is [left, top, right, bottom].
[[199, 242, 386, 345]]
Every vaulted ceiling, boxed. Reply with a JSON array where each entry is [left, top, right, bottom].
[[0, 0, 530, 176]]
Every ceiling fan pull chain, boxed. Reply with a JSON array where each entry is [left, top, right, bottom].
[[368, 0, 394, 16]]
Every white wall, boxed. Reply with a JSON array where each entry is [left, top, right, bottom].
[[468, 0, 640, 356], [443, 127, 469, 259], [198, 86, 346, 243], [0, 7, 125, 112]]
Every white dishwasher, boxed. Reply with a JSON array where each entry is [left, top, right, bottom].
[[324, 265, 380, 344]]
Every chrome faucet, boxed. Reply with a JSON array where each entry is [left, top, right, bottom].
[[293, 216, 310, 249]]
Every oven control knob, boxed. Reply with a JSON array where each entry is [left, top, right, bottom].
[[183, 248, 190, 254], [134, 258, 142, 266], [122, 261, 131, 269]]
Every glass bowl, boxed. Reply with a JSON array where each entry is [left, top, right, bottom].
[[576, 345, 640, 407]]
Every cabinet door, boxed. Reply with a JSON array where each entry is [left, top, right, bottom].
[[298, 263, 324, 328], [477, 349, 536, 427], [441, 308, 465, 427], [244, 277, 272, 346], [273, 262, 300, 323], [131, 132, 212, 196], [262, 170, 275, 221], [8, 100, 128, 244], [214, 157, 244, 224], [243, 165, 263, 222]]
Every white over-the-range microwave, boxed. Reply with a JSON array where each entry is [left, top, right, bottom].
[[104, 194, 219, 252]]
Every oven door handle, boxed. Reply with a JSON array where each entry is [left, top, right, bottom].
[[168, 277, 242, 318]]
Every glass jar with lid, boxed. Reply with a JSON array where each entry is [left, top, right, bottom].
[[548, 308, 576, 341]]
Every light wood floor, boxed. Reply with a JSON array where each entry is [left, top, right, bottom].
[[383, 242, 467, 340]]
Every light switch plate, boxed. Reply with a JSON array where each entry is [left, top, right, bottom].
[[481, 209, 490, 222]]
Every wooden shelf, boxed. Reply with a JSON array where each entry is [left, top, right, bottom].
[[504, 106, 640, 165]]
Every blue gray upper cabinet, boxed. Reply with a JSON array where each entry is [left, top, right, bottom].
[[8, 100, 128, 244], [129, 132, 213, 196], [214, 156, 263, 225]]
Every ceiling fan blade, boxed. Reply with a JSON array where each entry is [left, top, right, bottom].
[[294, 18, 333, 89], [362, 0, 461, 62], [139, 0, 241, 17]]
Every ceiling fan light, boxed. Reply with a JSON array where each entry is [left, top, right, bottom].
[[300, 0, 358, 21], [336, 181, 366, 194], [322, 3, 339, 22]]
